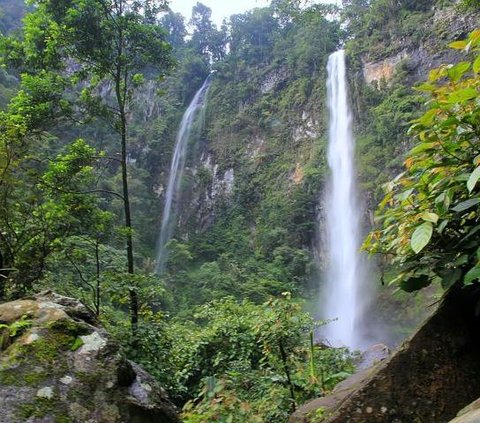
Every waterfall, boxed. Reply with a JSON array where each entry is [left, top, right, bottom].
[[155, 76, 212, 274], [322, 50, 368, 349]]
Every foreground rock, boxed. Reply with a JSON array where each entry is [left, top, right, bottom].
[[290, 285, 480, 422], [0, 291, 179, 423], [448, 398, 480, 423]]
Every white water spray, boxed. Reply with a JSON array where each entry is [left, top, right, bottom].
[[323, 50, 368, 349], [155, 76, 212, 274]]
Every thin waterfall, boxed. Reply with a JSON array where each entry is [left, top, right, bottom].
[[155, 76, 212, 274], [322, 50, 368, 349]]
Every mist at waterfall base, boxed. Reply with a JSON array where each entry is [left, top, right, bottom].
[[319, 50, 377, 350], [155, 76, 212, 274]]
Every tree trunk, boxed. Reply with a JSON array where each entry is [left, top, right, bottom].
[[115, 52, 138, 335], [279, 340, 296, 412]]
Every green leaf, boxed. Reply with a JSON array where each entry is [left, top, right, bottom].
[[447, 62, 470, 82], [437, 220, 449, 234], [411, 222, 433, 254], [448, 40, 468, 50], [420, 212, 439, 224], [409, 142, 437, 155], [415, 83, 436, 92], [464, 267, 480, 285], [395, 188, 414, 202], [428, 67, 446, 82], [447, 88, 478, 103], [467, 167, 480, 192], [441, 268, 462, 289], [452, 198, 480, 212], [473, 55, 480, 74], [455, 254, 469, 266], [419, 109, 437, 126]]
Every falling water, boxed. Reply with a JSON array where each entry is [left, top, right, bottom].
[[155, 76, 212, 274], [322, 50, 367, 349]]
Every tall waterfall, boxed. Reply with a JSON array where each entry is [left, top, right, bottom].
[[323, 50, 367, 349], [155, 76, 212, 274]]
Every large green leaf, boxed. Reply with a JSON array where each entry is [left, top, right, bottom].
[[420, 212, 439, 224], [447, 62, 470, 82], [409, 142, 437, 155], [448, 40, 468, 50], [441, 268, 462, 289], [452, 198, 480, 212], [447, 88, 478, 103], [474, 55, 480, 74], [411, 222, 433, 254], [419, 109, 437, 126], [467, 167, 480, 193], [464, 267, 480, 285]]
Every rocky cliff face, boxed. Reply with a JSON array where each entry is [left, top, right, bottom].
[[0, 291, 179, 423], [362, 5, 479, 86]]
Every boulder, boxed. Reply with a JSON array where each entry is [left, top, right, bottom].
[[0, 291, 179, 423], [290, 285, 480, 422], [448, 398, 480, 423]]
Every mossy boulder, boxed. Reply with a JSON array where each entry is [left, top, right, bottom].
[[0, 291, 179, 423]]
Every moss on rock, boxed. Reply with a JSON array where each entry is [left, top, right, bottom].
[[0, 291, 179, 423]]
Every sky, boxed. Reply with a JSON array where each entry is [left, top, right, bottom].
[[170, 0, 271, 27], [169, 0, 339, 28]]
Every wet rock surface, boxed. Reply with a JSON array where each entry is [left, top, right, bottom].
[[290, 285, 480, 423], [0, 291, 179, 423]]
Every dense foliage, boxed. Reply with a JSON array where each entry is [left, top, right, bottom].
[[365, 30, 480, 292]]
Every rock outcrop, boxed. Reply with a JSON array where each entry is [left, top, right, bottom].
[[362, 5, 480, 87], [0, 291, 179, 423], [448, 398, 480, 423], [290, 285, 480, 423]]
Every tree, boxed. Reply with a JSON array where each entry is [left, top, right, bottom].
[[2, 0, 174, 331], [160, 10, 187, 50], [189, 2, 226, 61], [0, 69, 73, 296], [229, 8, 279, 65], [364, 29, 480, 292]]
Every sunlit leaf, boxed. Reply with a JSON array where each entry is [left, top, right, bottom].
[[469, 30, 480, 47], [473, 56, 480, 74], [395, 188, 414, 201], [428, 67, 445, 82], [447, 62, 470, 82], [411, 222, 433, 254], [415, 83, 436, 92], [419, 109, 437, 126], [420, 212, 439, 224], [448, 40, 468, 50], [467, 167, 480, 193], [447, 88, 478, 103], [409, 142, 437, 155]]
